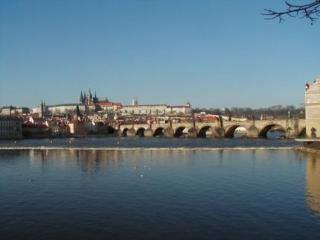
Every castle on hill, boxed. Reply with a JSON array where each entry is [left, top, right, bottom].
[[79, 89, 108, 106], [32, 89, 191, 117]]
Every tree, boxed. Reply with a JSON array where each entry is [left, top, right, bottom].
[[263, 0, 320, 24]]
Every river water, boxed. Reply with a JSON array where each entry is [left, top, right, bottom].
[[0, 138, 320, 240]]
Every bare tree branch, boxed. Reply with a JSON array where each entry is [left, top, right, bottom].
[[263, 0, 320, 24]]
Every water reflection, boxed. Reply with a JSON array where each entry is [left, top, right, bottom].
[[305, 153, 320, 215], [26, 149, 204, 174], [3, 148, 320, 217], [23, 149, 300, 173], [2, 148, 320, 239], [28, 149, 125, 173]]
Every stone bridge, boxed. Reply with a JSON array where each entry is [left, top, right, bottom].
[[110, 118, 306, 138]]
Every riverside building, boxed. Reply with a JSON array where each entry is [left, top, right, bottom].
[[305, 76, 320, 138], [0, 106, 30, 116], [0, 117, 22, 139]]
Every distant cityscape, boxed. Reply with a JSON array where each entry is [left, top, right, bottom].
[[0, 88, 305, 119], [0, 86, 308, 140]]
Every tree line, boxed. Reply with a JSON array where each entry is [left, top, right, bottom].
[[192, 105, 305, 120]]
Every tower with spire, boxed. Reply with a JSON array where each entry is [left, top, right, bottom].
[[88, 88, 92, 101], [80, 89, 97, 106], [93, 91, 98, 103], [80, 91, 84, 104]]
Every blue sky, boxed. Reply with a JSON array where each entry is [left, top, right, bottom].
[[0, 0, 319, 108]]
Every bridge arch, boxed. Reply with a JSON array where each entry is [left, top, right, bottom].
[[174, 126, 187, 138], [258, 124, 285, 138], [122, 128, 129, 137], [225, 125, 242, 138], [122, 127, 136, 137], [136, 127, 145, 137], [107, 126, 116, 134], [198, 126, 212, 138], [225, 125, 240, 138], [154, 127, 165, 137], [198, 126, 225, 138]]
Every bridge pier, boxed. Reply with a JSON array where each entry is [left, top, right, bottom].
[[247, 126, 259, 138], [144, 128, 153, 137], [188, 128, 198, 138], [286, 127, 298, 139], [126, 128, 136, 137], [212, 127, 225, 138], [164, 127, 174, 138]]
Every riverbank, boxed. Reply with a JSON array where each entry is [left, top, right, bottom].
[[293, 138, 320, 153], [294, 141, 320, 154]]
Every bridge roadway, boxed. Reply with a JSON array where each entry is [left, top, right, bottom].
[[110, 118, 306, 138]]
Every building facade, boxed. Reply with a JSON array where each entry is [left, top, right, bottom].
[[0, 106, 30, 116], [33, 104, 88, 116], [47, 104, 87, 116], [119, 103, 192, 116], [0, 117, 22, 139], [98, 101, 122, 112], [305, 76, 320, 138]]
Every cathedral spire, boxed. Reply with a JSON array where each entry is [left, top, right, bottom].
[[89, 88, 92, 100], [80, 91, 84, 103]]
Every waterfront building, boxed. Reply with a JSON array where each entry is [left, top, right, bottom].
[[0, 106, 30, 116], [305, 76, 320, 138], [0, 117, 22, 139], [119, 103, 192, 116], [67, 119, 86, 136]]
